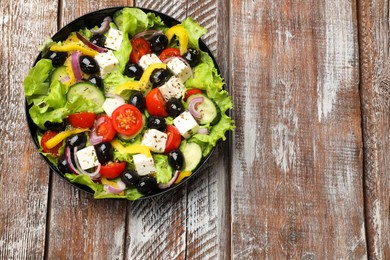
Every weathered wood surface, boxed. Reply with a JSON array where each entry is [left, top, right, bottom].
[[0, 0, 389, 258], [230, 0, 366, 258], [358, 0, 390, 259]]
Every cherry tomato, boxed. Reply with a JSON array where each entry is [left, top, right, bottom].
[[164, 125, 182, 153], [41, 130, 61, 156], [111, 104, 143, 136], [159, 47, 180, 61], [96, 115, 116, 142], [99, 162, 126, 179], [145, 88, 168, 117], [130, 38, 152, 64], [184, 88, 203, 101], [67, 112, 96, 129]]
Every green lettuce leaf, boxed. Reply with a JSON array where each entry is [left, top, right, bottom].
[[24, 59, 53, 104], [153, 154, 173, 184], [121, 7, 149, 36], [181, 17, 207, 49]]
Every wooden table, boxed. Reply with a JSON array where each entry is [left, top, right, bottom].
[[1, 0, 389, 259]]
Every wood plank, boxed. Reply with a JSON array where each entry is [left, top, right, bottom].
[[230, 0, 367, 258], [357, 0, 390, 258], [0, 0, 57, 259], [125, 1, 231, 259], [45, 1, 133, 259], [185, 0, 231, 258]]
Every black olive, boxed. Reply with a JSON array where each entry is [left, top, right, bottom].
[[57, 155, 71, 174], [88, 75, 104, 89], [124, 63, 143, 80], [168, 149, 184, 170], [44, 120, 66, 132], [94, 142, 113, 164], [182, 48, 201, 67], [150, 68, 170, 88], [149, 34, 168, 53], [129, 91, 145, 113], [121, 169, 140, 188], [166, 98, 185, 118], [66, 133, 87, 150], [137, 176, 159, 195], [147, 116, 167, 132], [90, 34, 106, 47], [79, 55, 99, 74], [45, 51, 67, 67]]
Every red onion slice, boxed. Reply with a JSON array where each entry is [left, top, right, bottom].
[[198, 127, 209, 135], [158, 170, 180, 189], [91, 16, 112, 35], [73, 147, 101, 180], [163, 56, 194, 79], [76, 32, 107, 53], [187, 96, 204, 119], [70, 51, 82, 82], [65, 146, 80, 175], [104, 179, 126, 194], [90, 116, 106, 145], [132, 30, 162, 40]]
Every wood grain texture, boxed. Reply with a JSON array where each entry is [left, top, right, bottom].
[[44, 1, 133, 259], [358, 0, 390, 258], [125, 1, 231, 259], [0, 1, 57, 259], [230, 0, 366, 258]]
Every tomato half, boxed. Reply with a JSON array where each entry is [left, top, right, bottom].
[[145, 88, 168, 117], [184, 88, 203, 101], [41, 130, 62, 156], [130, 38, 152, 64], [99, 162, 126, 179], [111, 104, 143, 136], [164, 125, 182, 153], [96, 115, 116, 142], [159, 47, 180, 61], [67, 112, 96, 129]]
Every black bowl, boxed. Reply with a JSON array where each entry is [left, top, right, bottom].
[[25, 7, 221, 199]]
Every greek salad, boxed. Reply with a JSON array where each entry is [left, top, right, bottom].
[[24, 7, 234, 200]]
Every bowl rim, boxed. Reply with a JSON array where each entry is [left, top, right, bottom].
[[25, 6, 222, 200]]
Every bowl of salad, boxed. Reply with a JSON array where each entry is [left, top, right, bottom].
[[23, 7, 234, 200]]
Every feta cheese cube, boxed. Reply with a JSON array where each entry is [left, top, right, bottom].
[[133, 154, 156, 176], [102, 97, 125, 117], [139, 53, 162, 70], [173, 111, 199, 139], [158, 76, 186, 101], [76, 146, 99, 170], [104, 28, 123, 51], [167, 57, 192, 82], [141, 129, 168, 153], [95, 50, 119, 78]]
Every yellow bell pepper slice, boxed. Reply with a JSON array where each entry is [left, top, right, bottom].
[[139, 63, 167, 84], [45, 128, 88, 149], [115, 81, 143, 94], [174, 171, 192, 184], [115, 63, 167, 95], [111, 139, 151, 158], [165, 25, 189, 55], [50, 43, 98, 57]]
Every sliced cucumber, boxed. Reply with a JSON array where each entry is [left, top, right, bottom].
[[113, 9, 124, 30], [181, 142, 202, 172], [67, 82, 105, 107], [50, 66, 69, 84], [187, 94, 221, 125]]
